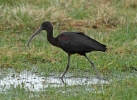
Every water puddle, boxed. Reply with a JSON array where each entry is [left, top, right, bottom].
[[0, 68, 109, 93]]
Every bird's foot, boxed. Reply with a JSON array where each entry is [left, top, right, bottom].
[[96, 75, 107, 81], [97, 76, 103, 80], [60, 76, 65, 84]]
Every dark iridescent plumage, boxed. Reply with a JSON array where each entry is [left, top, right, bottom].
[[27, 21, 107, 82]]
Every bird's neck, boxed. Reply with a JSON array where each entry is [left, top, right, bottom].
[[46, 30, 60, 47]]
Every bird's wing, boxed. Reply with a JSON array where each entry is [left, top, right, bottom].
[[58, 32, 106, 54]]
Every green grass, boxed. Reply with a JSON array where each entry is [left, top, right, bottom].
[[0, 0, 137, 99]]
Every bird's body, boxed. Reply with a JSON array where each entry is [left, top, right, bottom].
[[57, 32, 106, 55], [27, 21, 107, 82]]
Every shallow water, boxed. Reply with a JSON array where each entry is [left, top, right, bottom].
[[0, 68, 109, 93]]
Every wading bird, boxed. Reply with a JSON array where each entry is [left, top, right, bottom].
[[27, 21, 107, 81]]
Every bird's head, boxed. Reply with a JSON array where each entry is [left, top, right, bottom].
[[41, 21, 53, 31], [26, 21, 53, 47]]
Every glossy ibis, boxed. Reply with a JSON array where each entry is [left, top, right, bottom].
[[27, 21, 107, 80]]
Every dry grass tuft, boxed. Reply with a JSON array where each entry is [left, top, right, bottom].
[[0, 0, 133, 31], [0, 3, 68, 30], [91, 2, 118, 29], [124, 0, 137, 8]]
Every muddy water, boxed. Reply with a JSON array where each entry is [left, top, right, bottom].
[[0, 68, 109, 93]]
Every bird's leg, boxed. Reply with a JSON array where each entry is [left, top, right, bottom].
[[84, 54, 102, 79], [61, 54, 70, 80]]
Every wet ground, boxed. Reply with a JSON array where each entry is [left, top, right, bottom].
[[0, 68, 109, 93]]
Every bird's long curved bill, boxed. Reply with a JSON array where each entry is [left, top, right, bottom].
[[26, 28, 42, 47]]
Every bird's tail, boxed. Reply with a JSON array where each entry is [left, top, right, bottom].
[[99, 44, 107, 52], [91, 41, 107, 52]]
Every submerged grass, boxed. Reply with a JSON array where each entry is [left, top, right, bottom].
[[0, 0, 137, 99]]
